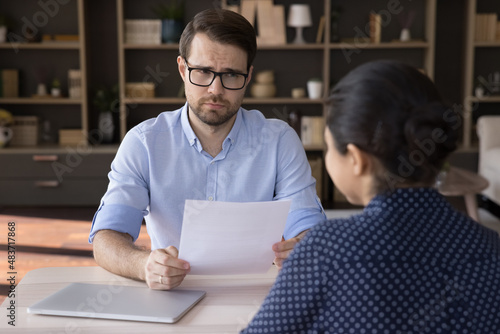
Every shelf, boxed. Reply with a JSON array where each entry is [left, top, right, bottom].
[[303, 144, 324, 151], [467, 96, 500, 103], [0, 42, 81, 50], [243, 97, 324, 104], [0, 144, 119, 155], [330, 41, 430, 49], [257, 43, 325, 50], [121, 97, 324, 105], [122, 43, 326, 50], [474, 40, 500, 48], [123, 43, 179, 50], [122, 97, 184, 104], [0, 97, 83, 105]]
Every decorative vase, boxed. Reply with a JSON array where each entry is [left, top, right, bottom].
[[51, 87, 61, 97], [307, 80, 323, 99], [37, 83, 47, 96], [400, 28, 411, 42], [475, 86, 485, 98], [161, 19, 183, 44], [98, 111, 114, 144], [0, 126, 13, 147], [0, 26, 7, 43], [250, 83, 277, 98]]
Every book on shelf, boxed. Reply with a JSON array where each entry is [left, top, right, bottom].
[[124, 19, 161, 45], [475, 13, 498, 41], [0, 69, 19, 98], [272, 5, 287, 45], [68, 69, 82, 99], [316, 15, 326, 43], [256, 0, 275, 45], [240, 0, 256, 27], [300, 116, 324, 147], [369, 12, 382, 44], [240, 0, 286, 46]]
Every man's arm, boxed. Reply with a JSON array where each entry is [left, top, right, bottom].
[[92, 230, 190, 290]]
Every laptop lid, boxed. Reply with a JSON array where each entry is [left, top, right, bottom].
[[27, 283, 206, 324]]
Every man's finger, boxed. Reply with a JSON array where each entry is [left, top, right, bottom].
[[272, 239, 298, 252], [152, 248, 190, 270]]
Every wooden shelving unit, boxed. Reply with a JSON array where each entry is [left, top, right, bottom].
[[0, 0, 88, 145], [115, 0, 437, 202], [462, 0, 500, 149]]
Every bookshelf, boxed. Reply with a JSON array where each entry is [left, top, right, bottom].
[[115, 0, 436, 202], [462, 0, 500, 149], [0, 0, 113, 206], [0, 0, 88, 148]]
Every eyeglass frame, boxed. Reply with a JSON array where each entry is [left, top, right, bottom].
[[183, 58, 249, 91]]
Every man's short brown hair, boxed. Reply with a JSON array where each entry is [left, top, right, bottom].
[[179, 8, 257, 71]]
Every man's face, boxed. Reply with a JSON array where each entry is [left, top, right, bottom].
[[178, 33, 253, 127]]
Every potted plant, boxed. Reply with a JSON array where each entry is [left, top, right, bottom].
[[51, 78, 61, 97], [93, 84, 119, 144], [152, 0, 184, 44]]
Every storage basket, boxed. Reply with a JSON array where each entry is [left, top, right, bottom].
[[10, 116, 39, 147]]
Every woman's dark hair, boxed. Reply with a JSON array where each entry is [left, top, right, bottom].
[[327, 60, 459, 192], [179, 9, 257, 71]]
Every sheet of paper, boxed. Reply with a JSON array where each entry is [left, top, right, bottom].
[[178, 200, 291, 275]]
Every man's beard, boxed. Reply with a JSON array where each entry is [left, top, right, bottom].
[[188, 95, 242, 127]]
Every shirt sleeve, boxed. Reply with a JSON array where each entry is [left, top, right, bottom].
[[88, 127, 151, 243], [275, 126, 326, 239], [240, 228, 330, 333]]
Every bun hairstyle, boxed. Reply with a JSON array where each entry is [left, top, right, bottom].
[[326, 60, 459, 192]]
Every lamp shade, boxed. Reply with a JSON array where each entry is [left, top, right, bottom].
[[287, 4, 312, 28]]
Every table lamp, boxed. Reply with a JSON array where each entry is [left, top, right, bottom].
[[287, 4, 312, 44]]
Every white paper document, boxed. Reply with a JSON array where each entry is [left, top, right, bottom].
[[178, 200, 291, 275]]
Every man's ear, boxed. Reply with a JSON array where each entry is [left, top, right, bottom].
[[346, 143, 372, 176], [246, 65, 253, 86], [177, 56, 186, 82]]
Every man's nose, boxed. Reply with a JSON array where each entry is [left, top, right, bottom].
[[207, 75, 225, 95]]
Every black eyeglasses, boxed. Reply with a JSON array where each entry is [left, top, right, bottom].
[[184, 58, 248, 90]]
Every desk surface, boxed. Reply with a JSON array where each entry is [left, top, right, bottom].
[[1, 266, 278, 333]]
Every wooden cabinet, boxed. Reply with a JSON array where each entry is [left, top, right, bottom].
[[0, 149, 114, 205], [462, 0, 500, 149]]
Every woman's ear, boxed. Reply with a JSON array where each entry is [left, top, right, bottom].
[[346, 143, 372, 176]]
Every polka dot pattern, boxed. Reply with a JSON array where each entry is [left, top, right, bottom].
[[242, 188, 500, 333]]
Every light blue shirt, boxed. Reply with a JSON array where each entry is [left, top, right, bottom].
[[89, 103, 325, 250]]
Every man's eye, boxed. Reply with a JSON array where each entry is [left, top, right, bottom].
[[197, 69, 211, 75]]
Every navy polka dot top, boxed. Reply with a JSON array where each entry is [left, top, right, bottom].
[[242, 188, 500, 333]]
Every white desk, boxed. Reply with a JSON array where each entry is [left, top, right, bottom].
[[0, 266, 278, 333]]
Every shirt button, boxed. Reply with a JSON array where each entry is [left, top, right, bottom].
[[211, 161, 215, 165], [208, 196, 214, 201]]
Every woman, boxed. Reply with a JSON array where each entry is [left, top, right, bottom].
[[242, 60, 500, 333]]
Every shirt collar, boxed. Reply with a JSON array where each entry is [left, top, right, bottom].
[[180, 102, 243, 151]]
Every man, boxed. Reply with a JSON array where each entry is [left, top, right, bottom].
[[89, 8, 325, 290]]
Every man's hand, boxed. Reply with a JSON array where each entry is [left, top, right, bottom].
[[145, 246, 190, 290], [272, 230, 309, 270]]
